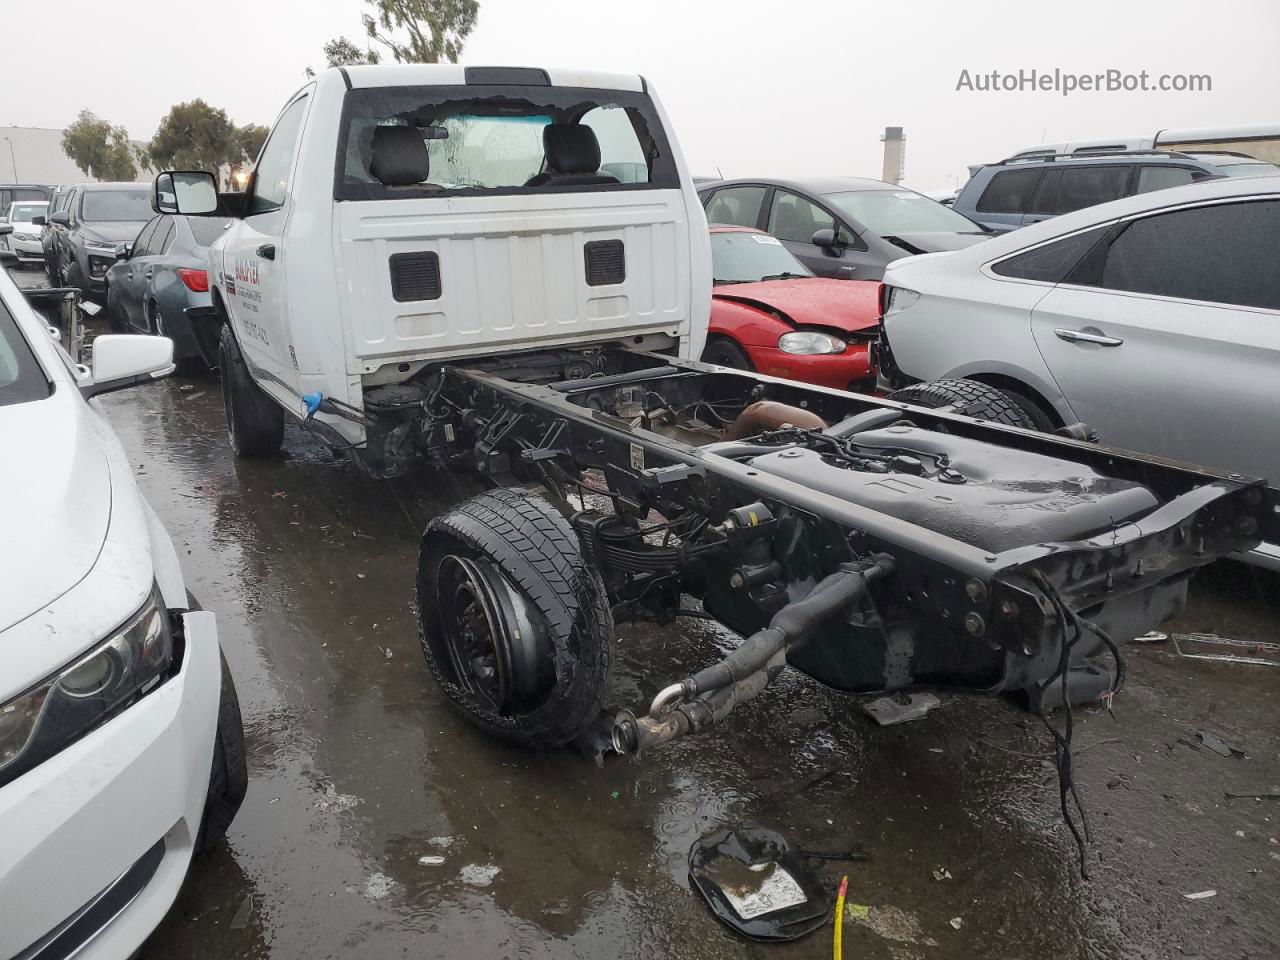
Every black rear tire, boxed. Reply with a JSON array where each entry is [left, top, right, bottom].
[[417, 488, 614, 748], [219, 323, 284, 458], [701, 335, 754, 371], [889, 377, 1036, 429], [195, 652, 248, 854]]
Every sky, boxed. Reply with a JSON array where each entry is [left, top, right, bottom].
[[3, 0, 1279, 191]]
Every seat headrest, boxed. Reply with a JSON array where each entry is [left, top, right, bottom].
[[543, 124, 602, 176], [370, 126, 430, 186]]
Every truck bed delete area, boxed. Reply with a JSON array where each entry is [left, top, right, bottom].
[[102, 373, 1280, 960]]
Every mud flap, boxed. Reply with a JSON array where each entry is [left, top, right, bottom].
[[185, 306, 221, 368]]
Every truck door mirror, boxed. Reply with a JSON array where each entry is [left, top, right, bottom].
[[48, 210, 70, 226], [31, 215, 46, 226], [153, 171, 219, 216], [82, 334, 175, 398]]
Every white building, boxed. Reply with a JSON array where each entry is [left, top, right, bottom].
[[0, 125, 150, 185]]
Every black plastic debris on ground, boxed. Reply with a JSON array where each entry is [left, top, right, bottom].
[[688, 826, 832, 942]]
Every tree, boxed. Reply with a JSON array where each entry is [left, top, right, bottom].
[[237, 123, 269, 164], [61, 110, 138, 181], [322, 0, 478, 68], [324, 36, 379, 67], [149, 99, 245, 173]]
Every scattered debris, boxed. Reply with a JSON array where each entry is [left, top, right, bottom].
[[363, 873, 398, 899], [459, 863, 501, 886], [847, 904, 938, 947], [230, 894, 253, 930], [314, 782, 360, 813], [1197, 731, 1235, 758], [688, 826, 832, 942], [1182, 889, 1218, 901], [1225, 789, 1280, 799], [949, 916, 964, 930], [184, 391, 207, 401], [861, 693, 941, 727], [932, 868, 952, 881], [383, 647, 393, 660], [1172, 633, 1280, 667], [417, 855, 446, 866], [428, 836, 454, 848], [1134, 631, 1168, 643]]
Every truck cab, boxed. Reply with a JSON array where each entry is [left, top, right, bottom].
[[158, 65, 709, 468]]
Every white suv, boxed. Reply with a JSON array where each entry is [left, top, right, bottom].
[[879, 175, 1280, 567], [0, 269, 246, 959]]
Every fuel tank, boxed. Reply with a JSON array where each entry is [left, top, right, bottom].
[[746, 423, 1160, 553]]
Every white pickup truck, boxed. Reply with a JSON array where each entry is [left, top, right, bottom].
[[156, 64, 709, 473], [153, 65, 1274, 876]]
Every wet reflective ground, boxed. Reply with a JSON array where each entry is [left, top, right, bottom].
[[97, 367, 1279, 960]]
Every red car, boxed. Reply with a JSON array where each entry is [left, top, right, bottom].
[[702, 225, 881, 392]]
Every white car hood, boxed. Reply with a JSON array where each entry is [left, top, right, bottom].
[[0, 386, 111, 632]]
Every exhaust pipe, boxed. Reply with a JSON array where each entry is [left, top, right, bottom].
[[613, 556, 894, 754]]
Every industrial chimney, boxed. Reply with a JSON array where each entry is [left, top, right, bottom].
[[881, 126, 905, 184]]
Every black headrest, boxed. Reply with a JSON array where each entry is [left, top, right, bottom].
[[370, 126, 430, 186], [543, 124, 601, 175]]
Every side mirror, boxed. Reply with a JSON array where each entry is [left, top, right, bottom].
[[48, 210, 71, 226], [113, 242, 131, 261], [31, 215, 46, 226], [811, 228, 847, 251], [153, 171, 219, 215], [82, 334, 175, 398], [0, 223, 11, 237]]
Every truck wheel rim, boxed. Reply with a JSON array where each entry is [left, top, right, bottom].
[[436, 554, 552, 715]]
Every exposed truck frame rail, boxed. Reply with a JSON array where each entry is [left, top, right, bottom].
[[405, 349, 1272, 712]]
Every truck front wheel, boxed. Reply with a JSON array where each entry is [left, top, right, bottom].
[[417, 489, 614, 748], [219, 324, 284, 458]]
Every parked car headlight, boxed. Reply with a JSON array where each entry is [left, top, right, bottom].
[[778, 331, 846, 355], [0, 587, 175, 785]]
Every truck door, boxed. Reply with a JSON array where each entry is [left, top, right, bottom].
[[219, 92, 311, 403]]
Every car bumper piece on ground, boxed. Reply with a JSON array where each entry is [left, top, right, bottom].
[[0, 611, 221, 960]]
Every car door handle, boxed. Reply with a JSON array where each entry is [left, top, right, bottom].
[[1054, 328, 1124, 347], [257, 244, 276, 260]]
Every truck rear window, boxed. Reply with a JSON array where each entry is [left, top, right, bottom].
[[335, 85, 679, 200]]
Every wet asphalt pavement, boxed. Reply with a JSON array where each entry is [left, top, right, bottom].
[[20, 261, 1270, 960]]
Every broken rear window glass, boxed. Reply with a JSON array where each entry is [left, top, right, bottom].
[[335, 85, 678, 200]]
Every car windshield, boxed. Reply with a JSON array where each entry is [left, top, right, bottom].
[[80, 189, 152, 222], [827, 189, 984, 236], [188, 217, 232, 247], [336, 84, 678, 200], [711, 231, 812, 284], [9, 203, 46, 223], [0, 300, 50, 407]]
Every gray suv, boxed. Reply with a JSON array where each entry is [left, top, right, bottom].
[[952, 150, 1278, 232]]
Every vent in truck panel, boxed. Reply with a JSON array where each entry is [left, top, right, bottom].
[[584, 240, 626, 286], [389, 252, 442, 302]]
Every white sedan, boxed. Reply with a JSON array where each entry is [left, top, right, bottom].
[[0, 268, 246, 958], [879, 175, 1280, 568], [1, 201, 48, 265]]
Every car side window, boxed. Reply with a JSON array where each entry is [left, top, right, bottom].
[[991, 225, 1113, 282], [132, 218, 159, 255], [151, 217, 176, 255], [1067, 200, 1280, 310], [1135, 166, 1201, 194], [1034, 166, 1130, 215], [767, 191, 836, 244], [250, 95, 309, 215], [975, 168, 1043, 213], [703, 186, 767, 229]]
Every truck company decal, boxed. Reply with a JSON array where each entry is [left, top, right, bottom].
[[232, 258, 264, 314]]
